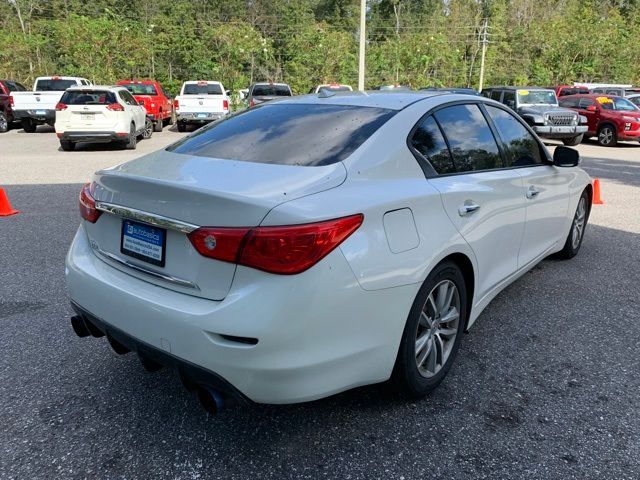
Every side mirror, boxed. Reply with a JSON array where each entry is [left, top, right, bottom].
[[553, 146, 580, 167], [586, 105, 596, 112]]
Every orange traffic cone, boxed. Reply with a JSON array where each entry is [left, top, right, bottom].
[[0, 188, 19, 216], [592, 178, 604, 205]]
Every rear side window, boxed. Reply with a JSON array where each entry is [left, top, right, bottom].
[[503, 91, 515, 107], [490, 90, 502, 101], [121, 83, 157, 95], [60, 90, 117, 105], [168, 103, 395, 166], [486, 106, 542, 167], [434, 104, 503, 172], [578, 98, 595, 108], [410, 116, 455, 174], [252, 85, 291, 97], [559, 97, 579, 108], [35, 79, 77, 91], [183, 83, 223, 95]]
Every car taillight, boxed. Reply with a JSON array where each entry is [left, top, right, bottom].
[[106, 103, 124, 111], [223, 99, 229, 110], [173, 99, 179, 110], [9, 95, 14, 107], [249, 99, 255, 107], [188, 214, 363, 275], [79, 183, 101, 223], [55, 102, 67, 111]]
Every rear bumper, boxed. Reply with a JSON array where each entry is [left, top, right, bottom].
[[58, 131, 128, 143], [13, 109, 55, 122], [65, 225, 415, 404], [177, 112, 226, 123]]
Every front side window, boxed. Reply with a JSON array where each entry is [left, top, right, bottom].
[[60, 90, 117, 105], [410, 115, 455, 174], [597, 96, 638, 111], [577, 98, 595, 109], [559, 97, 579, 108], [434, 104, 503, 172], [168, 103, 395, 166], [486, 106, 542, 167]]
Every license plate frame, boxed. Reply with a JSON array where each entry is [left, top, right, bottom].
[[35, 110, 46, 116], [197, 113, 208, 118], [120, 220, 166, 267], [81, 113, 95, 121]]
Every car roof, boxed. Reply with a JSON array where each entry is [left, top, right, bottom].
[[65, 85, 121, 92], [275, 90, 453, 111], [252, 82, 290, 87], [484, 86, 554, 91], [184, 80, 222, 84], [117, 80, 157, 84]]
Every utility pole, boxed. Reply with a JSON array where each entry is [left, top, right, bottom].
[[358, 0, 367, 91], [478, 19, 489, 92]]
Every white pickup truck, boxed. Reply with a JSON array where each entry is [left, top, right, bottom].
[[11, 76, 91, 132], [174, 81, 229, 132]]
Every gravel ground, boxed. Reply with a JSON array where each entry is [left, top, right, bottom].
[[1, 128, 639, 479]]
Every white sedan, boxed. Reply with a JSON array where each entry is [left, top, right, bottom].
[[65, 92, 591, 412], [55, 85, 152, 151]]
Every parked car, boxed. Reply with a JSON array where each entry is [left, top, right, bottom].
[[559, 94, 640, 146], [589, 85, 640, 97], [174, 81, 229, 132], [11, 76, 91, 132], [54, 85, 152, 151], [246, 82, 292, 107], [374, 84, 412, 91], [0, 79, 27, 132], [308, 84, 353, 94], [481, 86, 587, 145], [66, 92, 591, 411], [117, 79, 173, 132], [420, 87, 481, 96], [628, 94, 640, 108], [553, 85, 589, 97]]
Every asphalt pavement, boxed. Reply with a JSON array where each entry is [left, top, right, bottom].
[[1, 127, 639, 479]]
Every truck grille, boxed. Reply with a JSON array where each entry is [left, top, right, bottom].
[[547, 114, 575, 126]]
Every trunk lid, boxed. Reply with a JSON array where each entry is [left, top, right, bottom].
[[11, 91, 62, 111], [85, 149, 347, 300], [57, 104, 118, 131], [176, 95, 225, 114]]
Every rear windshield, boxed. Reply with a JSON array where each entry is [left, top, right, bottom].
[[167, 103, 395, 166], [121, 83, 157, 95], [35, 79, 77, 91], [318, 85, 352, 92], [252, 85, 291, 97], [4, 81, 26, 92], [60, 90, 117, 105], [183, 83, 223, 95], [558, 87, 589, 97]]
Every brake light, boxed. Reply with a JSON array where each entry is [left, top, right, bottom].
[[79, 183, 101, 223], [188, 214, 363, 275], [55, 102, 67, 111], [249, 99, 255, 107], [9, 95, 14, 107], [223, 99, 229, 110], [106, 103, 124, 111], [173, 99, 179, 110]]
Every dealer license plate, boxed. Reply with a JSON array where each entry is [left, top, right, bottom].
[[121, 220, 166, 267]]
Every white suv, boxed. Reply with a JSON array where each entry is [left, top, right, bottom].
[[55, 86, 152, 151]]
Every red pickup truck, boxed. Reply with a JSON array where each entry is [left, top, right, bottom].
[[559, 94, 640, 146], [0, 79, 28, 132], [117, 80, 173, 132]]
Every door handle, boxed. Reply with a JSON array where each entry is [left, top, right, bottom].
[[526, 186, 540, 199], [458, 203, 481, 216]]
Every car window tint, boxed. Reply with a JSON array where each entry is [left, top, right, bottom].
[[168, 103, 396, 166], [486, 106, 542, 167], [434, 104, 503, 172], [252, 85, 291, 96], [490, 90, 501, 101], [184, 83, 223, 95], [503, 91, 515, 107], [410, 115, 455, 174], [578, 98, 594, 108], [60, 90, 117, 105], [559, 97, 578, 108], [36, 79, 77, 91], [122, 83, 158, 95]]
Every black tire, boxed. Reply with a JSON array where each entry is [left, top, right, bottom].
[[125, 123, 137, 150], [556, 189, 590, 259], [60, 140, 75, 151], [153, 117, 163, 132], [141, 117, 153, 139], [562, 134, 583, 146], [177, 122, 187, 133], [0, 112, 7, 133], [597, 124, 617, 147], [392, 261, 468, 397], [21, 118, 37, 133], [164, 110, 174, 126]]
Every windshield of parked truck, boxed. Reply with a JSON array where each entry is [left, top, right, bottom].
[[35, 79, 77, 91], [183, 83, 223, 95], [252, 85, 291, 96], [598, 96, 638, 111], [121, 83, 158, 95], [60, 90, 117, 105], [517, 90, 557, 105]]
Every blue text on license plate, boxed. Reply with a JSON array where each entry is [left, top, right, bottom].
[[121, 220, 166, 267]]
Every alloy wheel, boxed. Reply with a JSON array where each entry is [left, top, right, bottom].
[[571, 197, 587, 250], [415, 279, 460, 378], [0, 114, 7, 132], [599, 127, 613, 145]]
